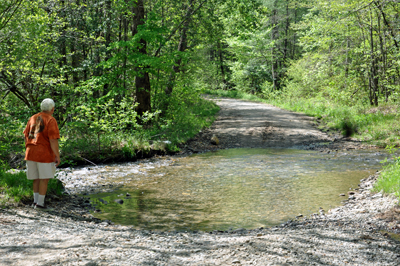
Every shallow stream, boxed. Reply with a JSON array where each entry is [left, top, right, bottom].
[[71, 148, 387, 231]]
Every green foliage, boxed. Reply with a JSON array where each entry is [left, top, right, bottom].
[[0, 94, 30, 165], [0, 0, 65, 111], [286, 0, 400, 106], [54, 89, 218, 166], [373, 146, 400, 200], [152, 85, 220, 145]]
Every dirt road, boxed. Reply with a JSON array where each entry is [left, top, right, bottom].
[[182, 97, 367, 153]]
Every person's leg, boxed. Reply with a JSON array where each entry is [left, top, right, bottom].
[[33, 179, 40, 192], [33, 180, 39, 204], [37, 179, 50, 207], [35, 162, 55, 209], [38, 179, 50, 196], [26, 161, 39, 206]]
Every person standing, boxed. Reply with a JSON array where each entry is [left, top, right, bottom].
[[23, 98, 60, 210]]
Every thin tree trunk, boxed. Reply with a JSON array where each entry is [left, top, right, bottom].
[[103, 0, 112, 95], [369, 8, 378, 106], [270, 8, 278, 91], [71, 0, 81, 87], [217, 39, 226, 86], [283, 0, 289, 62], [59, 0, 69, 84], [123, 8, 128, 91], [292, 3, 297, 59], [165, 0, 193, 95]]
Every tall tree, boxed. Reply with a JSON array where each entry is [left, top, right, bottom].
[[132, 0, 151, 115]]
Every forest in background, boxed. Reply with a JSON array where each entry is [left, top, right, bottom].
[[1, 0, 400, 168]]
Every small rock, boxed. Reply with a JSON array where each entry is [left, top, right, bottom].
[[233, 228, 246, 234], [99, 199, 108, 205], [211, 134, 219, 145], [191, 249, 202, 253], [232, 259, 240, 264], [114, 199, 124, 204], [372, 193, 383, 199]]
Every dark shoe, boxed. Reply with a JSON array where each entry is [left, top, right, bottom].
[[34, 204, 53, 211]]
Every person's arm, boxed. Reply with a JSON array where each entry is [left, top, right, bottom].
[[50, 139, 60, 166]]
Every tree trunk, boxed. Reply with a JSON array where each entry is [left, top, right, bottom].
[[59, 0, 69, 84], [217, 39, 227, 86], [133, 0, 151, 116], [165, 0, 193, 95], [283, 0, 289, 62], [369, 8, 378, 106], [270, 8, 278, 91], [103, 0, 112, 96]]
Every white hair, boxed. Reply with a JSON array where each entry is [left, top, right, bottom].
[[40, 98, 55, 111]]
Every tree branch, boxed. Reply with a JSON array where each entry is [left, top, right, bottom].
[[0, 70, 31, 108], [0, 0, 23, 31], [154, 0, 207, 57], [373, 0, 398, 48]]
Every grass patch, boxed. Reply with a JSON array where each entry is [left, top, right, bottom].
[[373, 146, 400, 200], [0, 169, 64, 204], [373, 164, 400, 199]]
